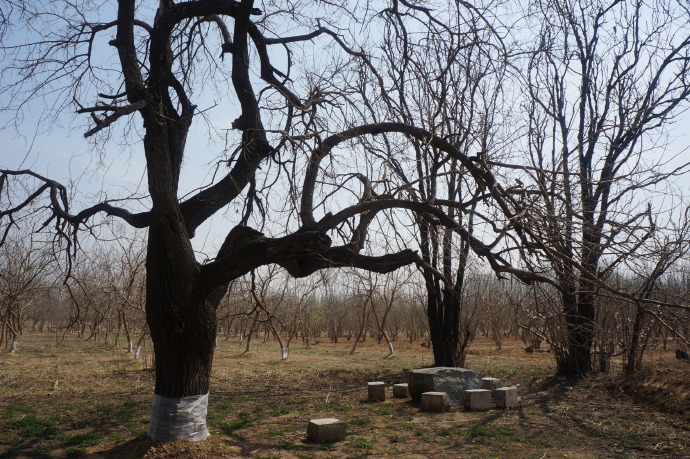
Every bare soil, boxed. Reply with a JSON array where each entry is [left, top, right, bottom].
[[1, 332, 688, 458]]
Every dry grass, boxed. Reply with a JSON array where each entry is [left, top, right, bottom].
[[1, 332, 688, 458]]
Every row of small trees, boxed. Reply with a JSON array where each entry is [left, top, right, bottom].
[[4, 232, 687, 373]]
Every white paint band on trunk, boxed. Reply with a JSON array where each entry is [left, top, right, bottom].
[[148, 393, 210, 442]]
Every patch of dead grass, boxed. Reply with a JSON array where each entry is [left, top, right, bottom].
[[1, 332, 688, 458]]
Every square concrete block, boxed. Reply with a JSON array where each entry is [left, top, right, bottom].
[[368, 381, 386, 402], [307, 418, 346, 443], [420, 391, 451, 413], [464, 389, 491, 411], [482, 377, 502, 391], [494, 386, 518, 409], [393, 383, 409, 398]]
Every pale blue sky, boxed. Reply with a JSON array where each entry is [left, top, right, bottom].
[[1, 0, 689, 262]]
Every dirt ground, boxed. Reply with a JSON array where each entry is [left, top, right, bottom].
[[1, 332, 688, 458]]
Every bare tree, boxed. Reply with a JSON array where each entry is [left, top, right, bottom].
[[245, 265, 324, 359], [103, 231, 147, 352], [475, 274, 513, 350], [1, 0, 543, 440], [0, 234, 54, 353], [623, 205, 690, 373], [319, 271, 350, 343], [371, 269, 412, 356], [344, 269, 408, 356], [518, 0, 690, 376], [354, 0, 515, 366]]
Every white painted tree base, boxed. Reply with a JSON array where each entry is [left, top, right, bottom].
[[148, 393, 210, 442]]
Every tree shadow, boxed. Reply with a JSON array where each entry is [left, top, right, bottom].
[[84, 435, 156, 458]]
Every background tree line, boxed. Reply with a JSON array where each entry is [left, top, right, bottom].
[[3, 229, 688, 375]]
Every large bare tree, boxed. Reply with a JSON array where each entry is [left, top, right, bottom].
[[354, 0, 513, 366], [0, 0, 534, 441], [519, 0, 690, 376]]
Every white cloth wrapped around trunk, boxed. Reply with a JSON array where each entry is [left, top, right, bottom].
[[148, 393, 210, 442]]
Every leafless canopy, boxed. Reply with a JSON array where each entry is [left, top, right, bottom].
[[0, 0, 543, 289]]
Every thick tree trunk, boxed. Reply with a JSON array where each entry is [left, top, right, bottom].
[[430, 328, 470, 367], [428, 289, 469, 368], [431, 339, 458, 367], [146, 293, 216, 440], [135, 78, 218, 440], [426, 231, 472, 368], [145, 221, 216, 442], [427, 283, 460, 367], [557, 288, 594, 377], [555, 190, 601, 378], [148, 302, 216, 397], [418, 176, 476, 368]]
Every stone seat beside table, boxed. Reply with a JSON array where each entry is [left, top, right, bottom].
[[307, 418, 346, 443], [308, 370, 518, 444]]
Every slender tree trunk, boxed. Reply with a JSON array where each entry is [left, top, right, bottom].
[[625, 307, 642, 373], [626, 293, 656, 374], [121, 310, 133, 353], [243, 314, 259, 354], [350, 307, 369, 355], [370, 299, 395, 356], [9, 333, 17, 353]]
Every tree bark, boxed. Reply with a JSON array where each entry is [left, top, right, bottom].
[[554, 280, 592, 377], [144, 218, 216, 440], [428, 288, 470, 368]]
